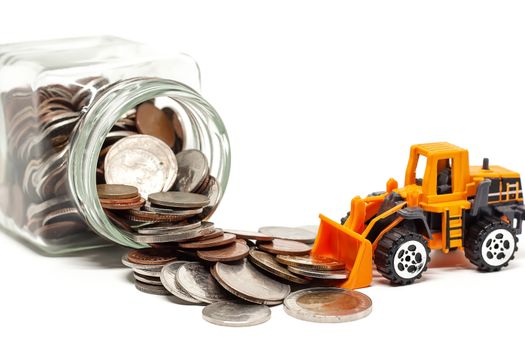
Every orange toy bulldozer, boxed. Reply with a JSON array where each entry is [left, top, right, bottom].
[[312, 142, 524, 289]]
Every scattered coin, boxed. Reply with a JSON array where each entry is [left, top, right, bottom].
[[211, 260, 291, 305], [134, 280, 171, 296], [179, 233, 236, 249], [257, 239, 311, 256], [174, 150, 209, 192], [104, 134, 178, 197], [133, 268, 162, 278], [197, 241, 250, 262], [248, 249, 309, 284], [135, 102, 176, 148], [121, 254, 165, 271], [223, 229, 274, 241], [96, 184, 139, 199], [176, 262, 232, 304], [148, 191, 210, 209], [126, 248, 179, 265], [134, 273, 164, 286], [258, 226, 317, 243], [287, 265, 349, 280], [160, 261, 203, 304], [275, 255, 346, 271], [283, 287, 372, 323], [202, 301, 271, 327]]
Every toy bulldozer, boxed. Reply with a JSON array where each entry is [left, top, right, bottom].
[[312, 142, 524, 289]]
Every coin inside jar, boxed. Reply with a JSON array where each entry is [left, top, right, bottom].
[[97, 184, 139, 199], [148, 191, 210, 209], [283, 287, 372, 323], [174, 149, 209, 192], [256, 239, 312, 256], [135, 102, 176, 148]]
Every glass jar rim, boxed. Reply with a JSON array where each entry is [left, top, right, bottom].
[[67, 77, 231, 247]]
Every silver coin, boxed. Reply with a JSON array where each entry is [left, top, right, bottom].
[[287, 265, 349, 280], [137, 221, 202, 234], [224, 229, 274, 241], [26, 195, 71, 220], [148, 191, 210, 209], [144, 202, 203, 216], [202, 301, 271, 327], [258, 226, 317, 243], [104, 135, 178, 197], [133, 268, 162, 277], [175, 262, 231, 304], [134, 280, 171, 296], [283, 287, 372, 323], [160, 261, 203, 304], [129, 222, 215, 243], [248, 249, 309, 284], [42, 207, 79, 226], [198, 176, 220, 220], [134, 273, 164, 286], [212, 260, 290, 305], [121, 254, 164, 271], [174, 150, 209, 192]]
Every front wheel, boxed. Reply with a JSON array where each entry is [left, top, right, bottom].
[[374, 228, 430, 285], [464, 217, 518, 272]]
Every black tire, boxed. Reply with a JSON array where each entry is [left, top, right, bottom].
[[374, 228, 431, 285], [464, 217, 518, 272]]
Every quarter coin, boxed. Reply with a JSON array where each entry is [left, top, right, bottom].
[[275, 255, 346, 271], [202, 302, 271, 327], [212, 260, 290, 305], [258, 226, 317, 243], [197, 241, 250, 262], [175, 262, 231, 304], [287, 266, 349, 280], [283, 287, 372, 323], [257, 239, 311, 256], [248, 249, 309, 284], [174, 150, 209, 192], [148, 191, 210, 209], [160, 261, 203, 304]]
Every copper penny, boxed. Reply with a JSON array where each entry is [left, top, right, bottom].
[[99, 195, 143, 205], [127, 248, 179, 266], [100, 197, 145, 210], [179, 233, 236, 249], [197, 242, 250, 262], [97, 184, 139, 199], [256, 239, 311, 256], [275, 255, 346, 271], [35, 221, 87, 240], [136, 102, 175, 148]]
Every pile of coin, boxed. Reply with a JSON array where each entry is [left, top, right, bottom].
[[121, 225, 372, 326]]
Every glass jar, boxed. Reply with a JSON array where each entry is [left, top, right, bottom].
[[0, 36, 231, 254]]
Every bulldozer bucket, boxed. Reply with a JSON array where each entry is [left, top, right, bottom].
[[311, 213, 373, 290]]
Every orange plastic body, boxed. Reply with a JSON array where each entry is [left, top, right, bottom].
[[311, 142, 524, 289]]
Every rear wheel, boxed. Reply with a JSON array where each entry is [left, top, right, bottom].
[[464, 217, 518, 272], [374, 228, 430, 285]]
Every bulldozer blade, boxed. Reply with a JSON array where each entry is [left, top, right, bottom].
[[311, 214, 373, 289]]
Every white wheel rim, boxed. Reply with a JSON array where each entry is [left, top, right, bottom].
[[481, 228, 515, 267], [393, 241, 427, 279]]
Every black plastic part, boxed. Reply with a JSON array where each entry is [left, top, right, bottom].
[[374, 227, 431, 285], [470, 179, 491, 216], [464, 216, 518, 272], [397, 207, 432, 238], [482, 158, 490, 170], [494, 204, 525, 234]]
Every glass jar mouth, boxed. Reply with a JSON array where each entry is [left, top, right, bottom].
[[67, 77, 230, 247]]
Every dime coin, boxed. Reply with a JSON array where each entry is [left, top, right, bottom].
[[256, 239, 311, 256], [283, 287, 372, 323], [223, 229, 273, 241], [248, 249, 309, 284], [148, 191, 210, 209], [202, 301, 271, 327], [134, 280, 171, 296], [258, 226, 317, 243], [287, 266, 349, 280], [179, 233, 235, 249], [127, 248, 179, 265], [134, 273, 164, 286], [197, 241, 250, 262], [104, 134, 178, 197], [275, 255, 346, 271], [175, 262, 231, 304], [97, 184, 139, 199], [174, 150, 209, 192], [135, 102, 176, 148], [212, 260, 290, 305], [160, 261, 202, 304]]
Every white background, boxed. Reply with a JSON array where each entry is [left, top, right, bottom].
[[1, 1, 524, 349]]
